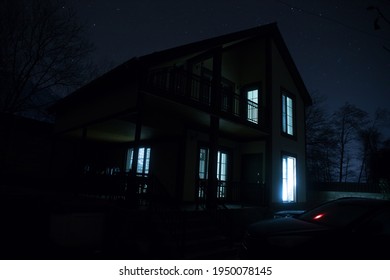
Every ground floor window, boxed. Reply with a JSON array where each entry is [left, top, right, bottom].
[[217, 151, 227, 198], [198, 148, 228, 198], [126, 147, 151, 175], [126, 147, 151, 194], [282, 154, 296, 202], [198, 148, 209, 180]]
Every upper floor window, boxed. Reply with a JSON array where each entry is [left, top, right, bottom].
[[247, 88, 259, 124], [282, 92, 295, 136]]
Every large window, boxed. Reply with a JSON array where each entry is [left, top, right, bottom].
[[247, 89, 259, 124], [126, 147, 151, 194], [198, 148, 228, 198], [282, 93, 295, 136], [217, 151, 228, 198], [282, 154, 296, 202]]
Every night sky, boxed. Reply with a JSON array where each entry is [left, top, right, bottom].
[[67, 0, 389, 121]]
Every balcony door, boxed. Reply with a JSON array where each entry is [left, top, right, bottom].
[[189, 57, 213, 104], [246, 88, 259, 124]]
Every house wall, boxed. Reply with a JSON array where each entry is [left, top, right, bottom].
[[270, 40, 307, 203], [236, 141, 266, 182], [192, 57, 213, 75], [221, 39, 266, 95]]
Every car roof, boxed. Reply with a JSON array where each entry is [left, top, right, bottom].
[[322, 197, 390, 209], [334, 197, 389, 203]]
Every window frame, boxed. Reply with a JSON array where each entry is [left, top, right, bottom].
[[281, 152, 297, 203], [196, 145, 230, 199], [281, 89, 296, 138], [242, 83, 261, 125], [198, 147, 209, 180], [126, 147, 151, 176]]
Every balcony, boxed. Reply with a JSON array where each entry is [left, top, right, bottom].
[[142, 67, 265, 129]]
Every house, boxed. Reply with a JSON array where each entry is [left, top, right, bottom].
[[49, 23, 312, 209]]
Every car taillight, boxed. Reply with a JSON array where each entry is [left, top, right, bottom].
[[313, 213, 325, 220]]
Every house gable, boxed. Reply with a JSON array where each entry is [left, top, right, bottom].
[[50, 23, 311, 116]]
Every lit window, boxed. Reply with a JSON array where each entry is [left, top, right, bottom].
[[198, 148, 228, 198], [282, 155, 296, 202], [198, 148, 209, 199], [282, 94, 294, 135], [126, 147, 151, 176], [217, 151, 228, 198], [247, 89, 259, 124], [217, 151, 227, 181], [199, 148, 209, 180]]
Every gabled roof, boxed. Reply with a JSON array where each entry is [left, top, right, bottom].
[[50, 22, 311, 112]]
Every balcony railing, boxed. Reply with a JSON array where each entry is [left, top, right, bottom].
[[143, 67, 265, 128]]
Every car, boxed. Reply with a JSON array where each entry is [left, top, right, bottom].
[[273, 209, 305, 219], [240, 197, 390, 259]]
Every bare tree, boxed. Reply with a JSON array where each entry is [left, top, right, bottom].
[[357, 108, 390, 183], [305, 92, 338, 183], [331, 103, 369, 183], [0, 0, 94, 116], [367, 5, 390, 52], [307, 100, 389, 185]]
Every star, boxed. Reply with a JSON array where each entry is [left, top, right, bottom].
[[67, 0, 389, 124]]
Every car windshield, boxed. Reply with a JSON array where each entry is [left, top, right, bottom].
[[297, 200, 377, 228]]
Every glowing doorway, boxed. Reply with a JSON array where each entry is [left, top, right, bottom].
[[282, 155, 296, 202]]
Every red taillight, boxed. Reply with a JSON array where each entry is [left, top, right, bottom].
[[313, 213, 325, 220]]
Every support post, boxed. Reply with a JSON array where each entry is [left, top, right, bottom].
[[206, 48, 222, 209], [207, 115, 219, 209]]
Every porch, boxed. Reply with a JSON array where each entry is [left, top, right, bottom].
[[0, 181, 269, 260], [64, 173, 267, 210]]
